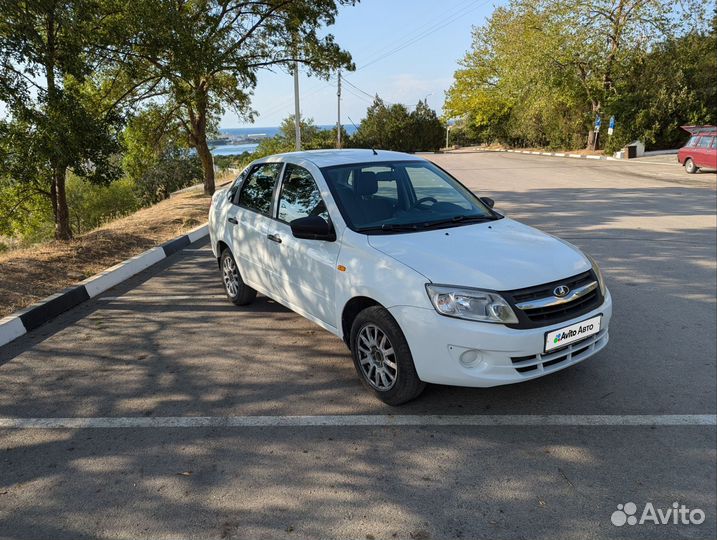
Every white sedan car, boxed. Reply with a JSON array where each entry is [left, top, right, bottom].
[[209, 149, 612, 405]]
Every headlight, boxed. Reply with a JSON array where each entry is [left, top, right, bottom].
[[425, 284, 518, 324], [585, 253, 606, 296]]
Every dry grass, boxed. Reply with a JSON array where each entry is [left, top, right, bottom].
[[0, 189, 213, 318]]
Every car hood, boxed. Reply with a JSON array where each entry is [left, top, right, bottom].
[[367, 218, 590, 291]]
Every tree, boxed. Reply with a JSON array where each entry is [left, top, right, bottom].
[[444, 0, 712, 150], [0, 0, 123, 240], [353, 97, 444, 152], [112, 0, 356, 197], [410, 99, 444, 152], [604, 28, 717, 152], [353, 98, 412, 152]]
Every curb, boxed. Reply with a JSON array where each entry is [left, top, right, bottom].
[[447, 147, 684, 166], [490, 148, 620, 161], [0, 223, 209, 348]]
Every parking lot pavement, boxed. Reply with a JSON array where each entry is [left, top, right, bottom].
[[0, 153, 715, 539]]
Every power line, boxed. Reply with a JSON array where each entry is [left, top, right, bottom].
[[353, 0, 479, 71], [341, 78, 375, 100], [356, 0, 490, 72], [252, 0, 492, 123]]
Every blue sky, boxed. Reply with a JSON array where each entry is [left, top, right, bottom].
[[221, 0, 501, 128]]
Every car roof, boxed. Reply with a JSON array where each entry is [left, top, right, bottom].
[[259, 148, 428, 168]]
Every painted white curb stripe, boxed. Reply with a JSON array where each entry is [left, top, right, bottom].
[[81, 247, 166, 298], [0, 316, 27, 345], [0, 414, 714, 429], [0, 222, 210, 348], [187, 224, 209, 243]]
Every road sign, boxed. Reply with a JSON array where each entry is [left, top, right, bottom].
[[594, 114, 601, 130], [608, 116, 615, 136]]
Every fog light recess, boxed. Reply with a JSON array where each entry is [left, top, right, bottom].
[[459, 349, 482, 368]]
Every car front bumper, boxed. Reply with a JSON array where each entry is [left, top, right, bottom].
[[389, 289, 612, 387]]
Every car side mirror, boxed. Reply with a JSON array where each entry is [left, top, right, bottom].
[[290, 216, 336, 241], [480, 196, 495, 209]]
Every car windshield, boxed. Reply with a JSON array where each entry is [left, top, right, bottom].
[[321, 160, 499, 233]]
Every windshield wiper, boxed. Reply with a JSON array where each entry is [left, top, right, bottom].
[[357, 223, 421, 233], [420, 215, 497, 230]]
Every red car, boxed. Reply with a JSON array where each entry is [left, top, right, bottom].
[[678, 125, 717, 173]]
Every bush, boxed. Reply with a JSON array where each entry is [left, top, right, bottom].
[[66, 175, 140, 235], [353, 98, 444, 152], [134, 151, 203, 205], [0, 181, 55, 244]]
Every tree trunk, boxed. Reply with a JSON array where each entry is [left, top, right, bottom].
[[53, 167, 72, 240], [196, 135, 215, 196], [187, 86, 215, 196]]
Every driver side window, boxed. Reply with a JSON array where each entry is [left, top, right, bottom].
[[277, 164, 329, 223], [237, 162, 282, 216]]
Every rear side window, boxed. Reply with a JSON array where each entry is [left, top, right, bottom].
[[277, 165, 328, 223], [238, 163, 283, 215], [698, 136, 714, 148], [228, 167, 250, 203]]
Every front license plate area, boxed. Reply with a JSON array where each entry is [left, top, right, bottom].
[[544, 315, 602, 353]]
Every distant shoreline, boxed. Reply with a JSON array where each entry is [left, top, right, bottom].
[[211, 124, 356, 156]]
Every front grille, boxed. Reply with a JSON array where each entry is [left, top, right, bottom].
[[503, 271, 603, 329], [510, 329, 608, 375]]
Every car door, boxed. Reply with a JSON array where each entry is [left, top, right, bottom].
[[696, 135, 716, 169], [227, 162, 284, 293], [266, 163, 340, 328]]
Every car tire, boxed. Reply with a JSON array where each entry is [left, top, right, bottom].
[[684, 158, 698, 174], [350, 306, 426, 405], [220, 248, 256, 306]]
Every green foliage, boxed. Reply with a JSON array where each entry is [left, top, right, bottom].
[[352, 98, 444, 152], [445, 0, 714, 150], [0, 181, 55, 244], [0, 0, 124, 239], [235, 115, 349, 166], [66, 176, 140, 235], [122, 106, 189, 183], [603, 31, 717, 152], [133, 150, 204, 206], [113, 0, 357, 195]]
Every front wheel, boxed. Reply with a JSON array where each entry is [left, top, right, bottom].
[[350, 306, 426, 405], [684, 158, 698, 174], [220, 249, 256, 306]]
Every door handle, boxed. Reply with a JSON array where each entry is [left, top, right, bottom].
[[267, 233, 282, 244], [227, 217, 238, 225]]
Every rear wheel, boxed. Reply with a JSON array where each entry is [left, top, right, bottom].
[[220, 248, 256, 306], [684, 158, 698, 174], [350, 306, 425, 405]]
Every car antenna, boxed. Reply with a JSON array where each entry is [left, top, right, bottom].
[[346, 114, 377, 156]]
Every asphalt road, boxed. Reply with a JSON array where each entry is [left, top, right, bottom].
[[1, 152, 715, 540]]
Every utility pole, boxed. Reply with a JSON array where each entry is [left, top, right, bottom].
[[293, 60, 301, 151], [445, 124, 450, 149], [336, 71, 342, 149]]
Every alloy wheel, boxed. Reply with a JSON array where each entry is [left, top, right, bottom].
[[357, 324, 397, 390], [222, 255, 240, 297]]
